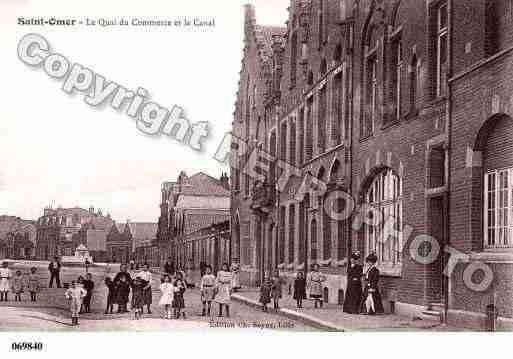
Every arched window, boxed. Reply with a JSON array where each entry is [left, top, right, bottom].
[[365, 169, 403, 265]]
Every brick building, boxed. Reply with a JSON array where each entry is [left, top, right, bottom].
[[231, 0, 513, 329], [0, 216, 36, 259], [35, 206, 113, 260], [157, 171, 230, 269]]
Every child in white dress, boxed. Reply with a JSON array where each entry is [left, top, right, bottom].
[[0, 261, 12, 302], [159, 274, 175, 319], [65, 281, 87, 326]]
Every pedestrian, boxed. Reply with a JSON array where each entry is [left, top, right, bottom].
[[131, 277, 145, 320], [293, 272, 306, 309], [0, 261, 11, 302], [163, 257, 175, 277], [48, 257, 61, 288], [138, 263, 153, 314], [343, 252, 363, 314], [173, 272, 186, 319], [215, 263, 233, 317], [199, 261, 207, 278], [159, 274, 175, 319], [85, 259, 91, 273], [113, 264, 132, 313], [307, 264, 326, 309], [104, 277, 115, 314], [259, 275, 272, 312], [362, 253, 384, 315], [65, 280, 87, 326], [200, 265, 216, 316], [12, 270, 25, 302], [27, 267, 40, 302], [82, 273, 94, 313], [230, 261, 241, 292], [271, 270, 284, 311], [0, 261, 12, 302]]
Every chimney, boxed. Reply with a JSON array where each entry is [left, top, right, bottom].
[[220, 172, 230, 190], [89, 206, 95, 214]]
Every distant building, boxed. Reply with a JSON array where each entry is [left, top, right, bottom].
[[0, 216, 36, 259], [157, 171, 230, 269], [106, 221, 158, 265], [35, 206, 113, 260]]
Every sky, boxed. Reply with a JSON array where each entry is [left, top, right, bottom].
[[0, 0, 289, 222]]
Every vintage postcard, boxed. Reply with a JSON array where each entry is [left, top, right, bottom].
[[0, 0, 512, 355]]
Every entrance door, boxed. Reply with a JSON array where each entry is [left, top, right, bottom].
[[427, 196, 447, 304]]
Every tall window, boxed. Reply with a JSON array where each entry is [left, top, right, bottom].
[[365, 55, 378, 136], [410, 55, 418, 110], [390, 38, 403, 121], [310, 219, 318, 262], [290, 120, 296, 165], [318, 0, 325, 47], [298, 109, 305, 165], [289, 204, 295, 264], [291, 31, 298, 87], [484, 168, 513, 248], [365, 169, 403, 265], [318, 85, 327, 152], [435, 3, 448, 98], [279, 207, 286, 264], [305, 97, 314, 160], [332, 71, 343, 144]]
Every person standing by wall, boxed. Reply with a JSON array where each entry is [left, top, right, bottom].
[[48, 257, 61, 288], [65, 281, 87, 326], [271, 269, 284, 311], [343, 252, 363, 314], [200, 265, 216, 317], [362, 253, 384, 315], [293, 272, 306, 309], [82, 273, 95, 313], [27, 267, 40, 302]]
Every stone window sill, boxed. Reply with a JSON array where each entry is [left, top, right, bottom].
[[469, 251, 513, 264]]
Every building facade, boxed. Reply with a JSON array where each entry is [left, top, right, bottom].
[[231, 0, 513, 329], [158, 172, 230, 270], [35, 206, 113, 260], [0, 216, 36, 260]]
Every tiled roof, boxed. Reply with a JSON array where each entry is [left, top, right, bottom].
[[180, 172, 230, 197], [175, 195, 230, 210]]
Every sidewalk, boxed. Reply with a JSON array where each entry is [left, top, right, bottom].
[[231, 288, 465, 332]]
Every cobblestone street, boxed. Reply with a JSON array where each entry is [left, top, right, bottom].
[[0, 261, 316, 331]]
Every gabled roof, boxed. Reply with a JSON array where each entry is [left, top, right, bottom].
[[0, 216, 36, 240], [180, 172, 230, 197]]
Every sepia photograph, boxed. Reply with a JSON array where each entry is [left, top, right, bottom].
[[0, 0, 512, 357]]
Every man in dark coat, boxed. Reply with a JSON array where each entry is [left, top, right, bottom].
[[48, 257, 61, 288], [113, 264, 132, 313], [343, 252, 363, 314], [163, 258, 175, 276]]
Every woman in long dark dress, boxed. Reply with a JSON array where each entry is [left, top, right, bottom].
[[362, 253, 384, 315], [343, 252, 363, 314], [113, 264, 132, 313], [293, 272, 306, 308]]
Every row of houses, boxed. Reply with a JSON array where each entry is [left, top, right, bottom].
[[230, 0, 513, 330]]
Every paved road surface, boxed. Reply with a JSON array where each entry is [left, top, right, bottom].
[[0, 261, 316, 331]]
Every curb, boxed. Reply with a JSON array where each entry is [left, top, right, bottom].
[[231, 293, 345, 332]]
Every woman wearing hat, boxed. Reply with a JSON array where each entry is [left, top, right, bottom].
[[343, 252, 363, 314], [361, 253, 384, 315]]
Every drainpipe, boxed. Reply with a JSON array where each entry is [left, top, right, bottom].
[[444, 0, 454, 324]]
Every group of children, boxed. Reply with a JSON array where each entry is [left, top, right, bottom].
[[157, 272, 187, 320], [259, 266, 325, 311], [0, 262, 41, 303]]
